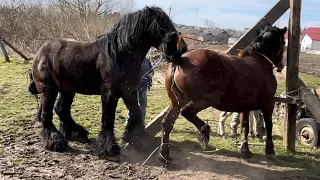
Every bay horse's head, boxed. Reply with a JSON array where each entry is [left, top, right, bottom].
[[242, 25, 287, 72]]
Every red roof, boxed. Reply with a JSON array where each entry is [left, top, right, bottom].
[[284, 27, 320, 41], [302, 27, 320, 41]]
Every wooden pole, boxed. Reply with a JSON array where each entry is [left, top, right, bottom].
[[283, 0, 301, 152], [226, 0, 290, 55], [145, 106, 169, 137], [0, 37, 32, 60], [0, 38, 10, 62]]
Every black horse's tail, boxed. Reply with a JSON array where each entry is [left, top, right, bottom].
[[28, 69, 39, 95]]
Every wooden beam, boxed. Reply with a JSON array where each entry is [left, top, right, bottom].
[[0, 37, 32, 61], [226, 0, 290, 55], [283, 0, 301, 152], [0, 39, 9, 62], [145, 106, 169, 137]]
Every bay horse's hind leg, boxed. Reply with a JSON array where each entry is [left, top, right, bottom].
[[40, 84, 68, 152], [261, 102, 276, 158], [54, 92, 88, 143], [180, 102, 211, 150], [159, 105, 182, 164], [239, 111, 253, 159]]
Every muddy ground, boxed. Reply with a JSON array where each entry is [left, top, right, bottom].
[[1, 120, 319, 180]]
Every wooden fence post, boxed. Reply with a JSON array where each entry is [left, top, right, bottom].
[[283, 0, 301, 152], [0, 38, 10, 62], [226, 0, 290, 55]]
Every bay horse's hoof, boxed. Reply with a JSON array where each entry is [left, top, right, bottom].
[[43, 130, 69, 152], [239, 142, 253, 159], [198, 124, 210, 150], [158, 152, 173, 165]]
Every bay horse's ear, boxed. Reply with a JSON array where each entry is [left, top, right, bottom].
[[281, 27, 287, 35]]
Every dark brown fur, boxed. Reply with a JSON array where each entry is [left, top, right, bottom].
[[159, 25, 287, 163]]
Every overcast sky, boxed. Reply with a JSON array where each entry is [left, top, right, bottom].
[[133, 0, 320, 30]]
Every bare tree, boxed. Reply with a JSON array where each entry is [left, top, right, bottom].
[[0, 0, 127, 56]]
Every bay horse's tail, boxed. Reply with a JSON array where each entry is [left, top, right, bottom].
[[28, 69, 39, 95]]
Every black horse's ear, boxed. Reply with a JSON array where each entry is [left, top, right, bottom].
[[281, 27, 287, 35]]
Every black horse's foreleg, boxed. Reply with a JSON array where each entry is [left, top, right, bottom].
[[239, 111, 253, 159], [54, 92, 88, 143], [121, 89, 147, 151], [96, 90, 120, 158], [40, 86, 68, 152]]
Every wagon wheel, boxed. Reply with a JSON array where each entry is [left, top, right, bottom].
[[296, 118, 320, 147]]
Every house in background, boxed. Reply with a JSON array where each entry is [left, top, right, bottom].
[[284, 27, 320, 54], [228, 35, 240, 47], [300, 27, 320, 54], [198, 32, 214, 42]]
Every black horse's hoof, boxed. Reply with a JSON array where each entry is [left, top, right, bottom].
[[240, 142, 253, 159], [68, 125, 89, 143], [198, 124, 210, 150], [43, 130, 69, 152], [122, 126, 150, 154], [60, 123, 89, 143], [96, 130, 121, 157], [265, 139, 275, 157], [158, 152, 173, 165]]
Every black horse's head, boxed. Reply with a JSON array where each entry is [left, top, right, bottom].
[[141, 6, 188, 60], [243, 25, 287, 72], [99, 6, 188, 64]]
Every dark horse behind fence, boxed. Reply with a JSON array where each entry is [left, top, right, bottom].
[[159, 25, 287, 164], [27, 6, 188, 159]]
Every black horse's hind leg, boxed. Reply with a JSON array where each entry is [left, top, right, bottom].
[[121, 89, 148, 152], [96, 90, 120, 159], [40, 85, 68, 152], [239, 111, 253, 159], [180, 102, 211, 150], [36, 103, 42, 123], [54, 92, 88, 143]]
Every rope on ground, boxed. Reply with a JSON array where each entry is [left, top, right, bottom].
[[141, 142, 222, 166]]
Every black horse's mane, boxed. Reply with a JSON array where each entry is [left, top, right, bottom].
[[241, 25, 280, 57], [95, 6, 173, 62]]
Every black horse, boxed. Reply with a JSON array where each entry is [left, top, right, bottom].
[[28, 6, 188, 158]]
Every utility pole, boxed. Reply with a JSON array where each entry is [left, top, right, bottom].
[[195, 9, 198, 26], [168, 5, 172, 19]]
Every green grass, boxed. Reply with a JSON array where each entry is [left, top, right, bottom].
[[1, 57, 320, 172]]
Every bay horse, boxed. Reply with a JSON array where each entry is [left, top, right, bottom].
[[27, 6, 188, 159], [159, 25, 287, 164]]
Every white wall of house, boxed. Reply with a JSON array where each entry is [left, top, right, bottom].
[[228, 37, 238, 47], [285, 39, 288, 46], [300, 34, 313, 52]]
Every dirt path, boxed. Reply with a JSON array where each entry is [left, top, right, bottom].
[[1, 120, 318, 180]]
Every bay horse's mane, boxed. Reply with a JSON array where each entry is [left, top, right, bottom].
[[95, 6, 173, 63]]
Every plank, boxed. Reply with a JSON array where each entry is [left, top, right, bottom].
[[0, 37, 32, 60], [226, 0, 290, 55], [283, 0, 301, 152], [145, 106, 169, 137]]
